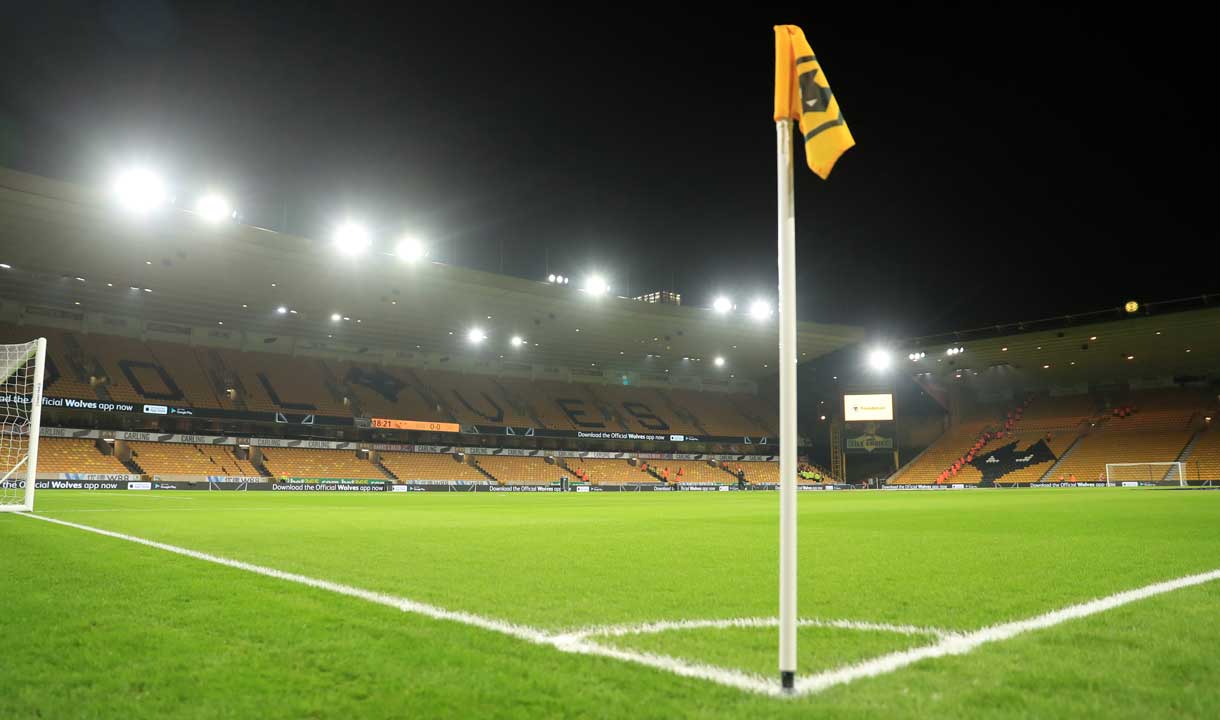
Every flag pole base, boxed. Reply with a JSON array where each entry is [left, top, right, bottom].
[[781, 671, 795, 692]]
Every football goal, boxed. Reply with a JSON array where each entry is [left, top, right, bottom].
[[1104, 461, 1186, 487], [0, 338, 47, 512]]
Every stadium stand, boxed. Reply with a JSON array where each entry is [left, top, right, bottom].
[[1051, 428, 1193, 483], [1184, 427, 1220, 482], [128, 441, 259, 476], [144, 341, 224, 409], [670, 389, 775, 436], [889, 422, 991, 485], [331, 361, 445, 422], [475, 456, 567, 485], [1, 322, 776, 435], [0, 325, 97, 400], [566, 458, 648, 485], [377, 451, 487, 483], [35, 437, 130, 474], [259, 447, 387, 480], [650, 459, 729, 484], [727, 461, 836, 485], [420, 370, 534, 427]]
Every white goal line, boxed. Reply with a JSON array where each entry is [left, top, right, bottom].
[[13, 511, 1220, 699]]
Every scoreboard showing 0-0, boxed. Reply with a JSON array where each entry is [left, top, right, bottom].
[[844, 393, 894, 422]]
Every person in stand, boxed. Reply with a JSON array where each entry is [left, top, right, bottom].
[[662, 467, 669, 483], [1068, 473, 1077, 483]]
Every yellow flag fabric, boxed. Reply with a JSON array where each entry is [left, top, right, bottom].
[[773, 24, 854, 179]]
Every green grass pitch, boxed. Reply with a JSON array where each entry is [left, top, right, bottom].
[[2, 488, 1218, 718]]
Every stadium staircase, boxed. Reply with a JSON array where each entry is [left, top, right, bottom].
[[1038, 433, 1087, 482], [319, 361, 363, 417], [204, 349, 249, 411], [249, 452, 272, 477], [660, 392, 709, 436], [470, 459, 500, 484], [372, 454, 398, 481], [59, 334, 94, 388], [120, 452, 145, 475]]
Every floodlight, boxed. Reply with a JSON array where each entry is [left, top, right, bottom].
[[194, 193, 232, 223], [712, 296, 733, 314], [547, 274, 556, 282], [276, 306, 288, 315], [333, 222, 371, 257], [714, 356, 725, 367], [112, 168, 168, 214], [749, 299, 772, 321], [330, 313, 342, 322], [510, 336, 524, 347], [868, 348, 892, 372], [395, 235, 427, 261], [584, 274, 609, 296], [467, 328, 486, 344]]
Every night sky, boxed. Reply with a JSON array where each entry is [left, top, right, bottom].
[[2, 3, 1213, 339]]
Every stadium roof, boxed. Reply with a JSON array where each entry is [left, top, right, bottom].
[[899, 304, 1220, 386], [0, 167, 864, 381]]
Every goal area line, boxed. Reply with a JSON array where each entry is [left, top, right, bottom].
[[12, 511, 1220, 699]]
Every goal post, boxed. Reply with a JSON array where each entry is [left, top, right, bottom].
[[0, 338, 47, 512], [1104, 462, 1186, 487]]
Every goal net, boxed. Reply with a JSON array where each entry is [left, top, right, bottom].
[[1105, 462, 1186, 487], [1, 339, 47, 512]]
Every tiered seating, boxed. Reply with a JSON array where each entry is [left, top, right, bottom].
[[1, 322, 781, 435], [649, 459, 730, 484], [727, 462, 836, 485], [144, 341, 224, 408], [259, 448, 386, 479], [128, 442, 257, 476], [35, 437, 129, 474], [990, 431, 1077, 485], [671, 390, 773, 436], [1052, 428, 1193, 483], [890, 422, 990, 485], [422, 370, 533, 426], [331, 362, 442, 422], [82, 334, 162, 405], [499, 379, 593, 430], [475, 456, 566, 485], [217, 350, 349, 416], [591, 385, 698, 434], [378, 451, 487, 482], [1185, 429, 1220, 482], [0, 325, 96, 399], [568, 458, 649, 485]]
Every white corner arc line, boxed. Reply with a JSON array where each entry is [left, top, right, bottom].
[[15, 513, 1220, 700], [557, 616, 950, 644]]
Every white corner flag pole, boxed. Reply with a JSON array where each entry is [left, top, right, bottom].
[[775, 118, 798, 691]]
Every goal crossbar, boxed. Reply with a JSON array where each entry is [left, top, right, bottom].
[[1104, 462, 1186, 487]]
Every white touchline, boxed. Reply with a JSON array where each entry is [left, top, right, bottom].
[[15, 512, 1220, 699]]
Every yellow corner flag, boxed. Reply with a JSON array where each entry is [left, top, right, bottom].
[[774, 25, 854, 179]]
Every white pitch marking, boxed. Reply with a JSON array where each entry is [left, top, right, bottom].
[[792, 566, 1220, 696], [16, 513, 779, 695], [14, 513, 1220, 699], [558, 616, 950, 643]]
